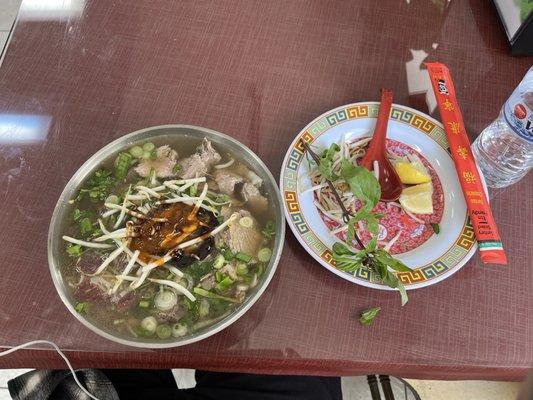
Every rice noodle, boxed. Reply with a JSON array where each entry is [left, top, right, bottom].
[[62, 236, 114, 249], [93, 228, 127, 242], [383, 230, 402, 252], [192, 183, 209, 215], [135, 185, 161, 198], [158, 196, 219, 215], [313, 201, 344, 224], [148, 278, 196, 301], [101, 209, 119, 218], [98, 219, 148, 268], [110, 250, 140, 294], [105, 203, 167, 222], [214, 158, 235, 169], [126, 194, 149, 201], [89, 240, 129, 276], [300, 183, 329, 195], [163, 264, 184, 278], [163, 177, 206, 186], [331, 224, 348, 234], [113, 186, 131, 229]]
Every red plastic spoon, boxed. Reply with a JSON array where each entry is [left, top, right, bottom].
[[360, 89, 403, 202]]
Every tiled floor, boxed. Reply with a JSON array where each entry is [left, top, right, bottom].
[[0, 1, 524, 399]]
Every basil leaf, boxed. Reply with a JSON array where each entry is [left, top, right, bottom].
[[332, 242, 355, 256], [366, 236, 378, 252], [374, 249, 413, 272], [398, 281, 408, 306], [66, 243, 83, 258], [318, 143, 340, 181], [430, 223, 440, 234], [382, 269, 399, 288], [340, 158, 381, 208], [360, 307, 381, 326]]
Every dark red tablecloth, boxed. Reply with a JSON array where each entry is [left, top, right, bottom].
[[0, 0, 531, 380]]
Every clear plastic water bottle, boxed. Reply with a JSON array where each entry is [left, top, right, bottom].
[[472, 67, 533, 188]]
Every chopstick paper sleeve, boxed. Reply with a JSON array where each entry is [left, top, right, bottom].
[[426, 62, 507, 265]]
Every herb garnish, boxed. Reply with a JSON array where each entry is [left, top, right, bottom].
[[318, 143, 340, 181], [76, 169, 116, 202], [360, 307, 381, 326], [308, 142, 412, 306], [430, 222, 440, 234]]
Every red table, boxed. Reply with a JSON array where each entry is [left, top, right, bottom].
[[0, 0, 531, 380]]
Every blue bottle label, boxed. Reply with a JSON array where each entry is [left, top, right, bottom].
[[503, 86, 533, 143]]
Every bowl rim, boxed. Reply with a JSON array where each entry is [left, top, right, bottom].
[[48, 124, 285, 348]]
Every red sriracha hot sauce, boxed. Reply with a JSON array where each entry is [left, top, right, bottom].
[[426, 62, 507, 265]]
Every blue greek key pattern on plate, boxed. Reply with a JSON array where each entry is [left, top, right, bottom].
[[421, 261, 449, 279], [308, 118, 329, 136], [326, 110, 348, 126], [283, 169, 297, 191], [290, 212, 309, 234], [286, 148, 303, 171], [390, 107, 414, 123]]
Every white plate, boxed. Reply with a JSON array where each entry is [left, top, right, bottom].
[[280, 102, 478, 290]]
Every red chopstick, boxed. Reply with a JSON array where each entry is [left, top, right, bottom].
[[426, 62, 507, 265]]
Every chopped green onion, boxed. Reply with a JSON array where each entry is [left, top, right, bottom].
[[216, 276, 234, 292], [257, 248, 272, 263], [239, 216, 254, 228], [235, 252, 252, 262], [199, 299, 210, 318], [215, 271, 224, 283], [74, 302, 88, 313], [154, 290, 177, 311], [189, 184, 197, 196], [129, 146, 144, 158], [261, 220, 275, 239], [256, 264, 265, 276], [138, 300, 151, 308], [105, 195, 119, 204], [140, 316, 157, 334], [66, 243, 83, 258], [156, 324, 172, 339], [142, 142, 155, 152], [113, 319, 125, 325], [114, 152, 133, 180], [222, 248, 234, 261], [193, 287, 238, 303], [142, 151, 152, 160], [213, 254, 225, 269], [72, 208, 91, 222], [79, 217, 93, 236], [171, 323, 188, 338], [236, 263, 248, 276]]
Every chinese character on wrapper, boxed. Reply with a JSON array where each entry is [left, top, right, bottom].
[[462, 171, 476, 184], [457, 146, 468, 160], [448, 121, 460, 134], [443, 99, 454, 111]]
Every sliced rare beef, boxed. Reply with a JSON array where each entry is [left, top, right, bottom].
[[219, 209, 262, 257], [178, 138, 221, 179], [76, 251, 103, 275]]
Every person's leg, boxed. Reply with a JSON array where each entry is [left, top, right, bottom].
[[179, 370, 342, 400], [101, 369, 178, 399]]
